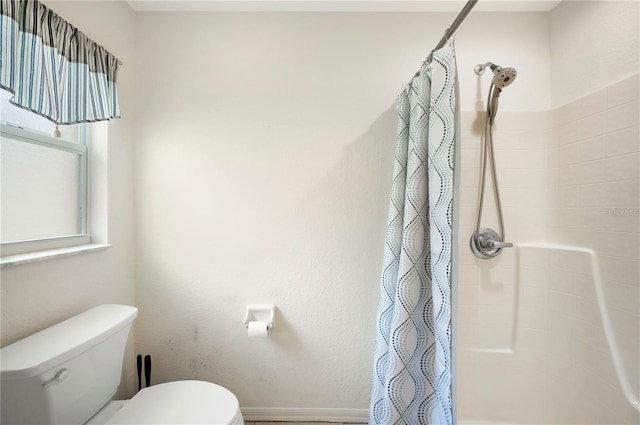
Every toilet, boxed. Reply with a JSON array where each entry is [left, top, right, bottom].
[[0, 304, 244, 425]]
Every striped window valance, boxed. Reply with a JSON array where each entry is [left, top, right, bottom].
[[0, 0, 120, 125]]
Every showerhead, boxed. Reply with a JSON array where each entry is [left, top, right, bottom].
[[475, 62, 517, 124], [493, 67, 517, 89], [474, 62, 518, 89]]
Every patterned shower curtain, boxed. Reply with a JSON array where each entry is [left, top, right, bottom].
[[369, 42, 458, 425]]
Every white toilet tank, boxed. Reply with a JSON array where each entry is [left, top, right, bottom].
[[1, 304, 138, 425]]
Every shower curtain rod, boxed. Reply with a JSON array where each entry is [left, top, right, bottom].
[[427, 0, 478, 61]]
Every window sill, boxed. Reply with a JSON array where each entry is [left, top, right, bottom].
[[0, 243, 111, 268]]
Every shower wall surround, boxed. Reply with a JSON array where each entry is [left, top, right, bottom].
[[457, 74, 640, 424], [549, 74, 639, 422], [458, 2, 638, 422]]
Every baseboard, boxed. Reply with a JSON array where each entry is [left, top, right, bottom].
[[240, 407, 368, 423]]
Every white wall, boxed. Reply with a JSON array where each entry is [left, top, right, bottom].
[[134, 10, 549, 411], [550, 0, 640, 107], [0, 0, 139, 396]]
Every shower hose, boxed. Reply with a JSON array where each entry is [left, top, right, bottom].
[[471, 81, 512, 258]]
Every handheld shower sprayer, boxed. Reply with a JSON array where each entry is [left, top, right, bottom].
[[470, 61, 518, 259], [474, 62, 517, 123], [474, 62, 517, 89]]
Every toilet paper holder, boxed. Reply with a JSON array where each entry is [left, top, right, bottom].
[[243, 304, 275, 329]]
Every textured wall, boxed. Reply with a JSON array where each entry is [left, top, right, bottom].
[[133, 11, 548, 410], [549, 0, 640, 107]]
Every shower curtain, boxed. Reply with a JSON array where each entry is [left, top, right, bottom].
[[369, 42, 459, 425]]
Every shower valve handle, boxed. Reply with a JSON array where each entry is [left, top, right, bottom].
[[470, 228, 513, 259], [480, 232, 513, 250], [487, 239, 513, 249]]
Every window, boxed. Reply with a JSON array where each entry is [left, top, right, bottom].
[[1, 0, 119, 262], [1, 91, 91, 256]]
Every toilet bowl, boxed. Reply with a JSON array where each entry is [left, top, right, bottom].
[[85, 381, 244, 425], [98, 381, 243, 425], [0, 305, 244, 425]]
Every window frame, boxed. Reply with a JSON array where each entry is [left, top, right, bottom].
[[0, 122, 91, 256]]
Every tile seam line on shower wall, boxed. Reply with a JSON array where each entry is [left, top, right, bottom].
[[557, 128, 639, 149], [556, 120, 639, 137], [556, 177, 639, 187], [557, 134, 638, 147], [573, 98, 640, 120], [557, 205, 640, 209], [555, 227, 640, 234], [550, 228, 640, 236], [556, 151, 638, 167], [555, 207, 640, 212], [551, 76, 640, 116], [557, 157, 639, 168]]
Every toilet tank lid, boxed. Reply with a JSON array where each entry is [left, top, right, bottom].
[[1, 304, 138, 380]]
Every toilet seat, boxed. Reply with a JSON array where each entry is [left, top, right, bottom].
[[105, 380, 243, 424]]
